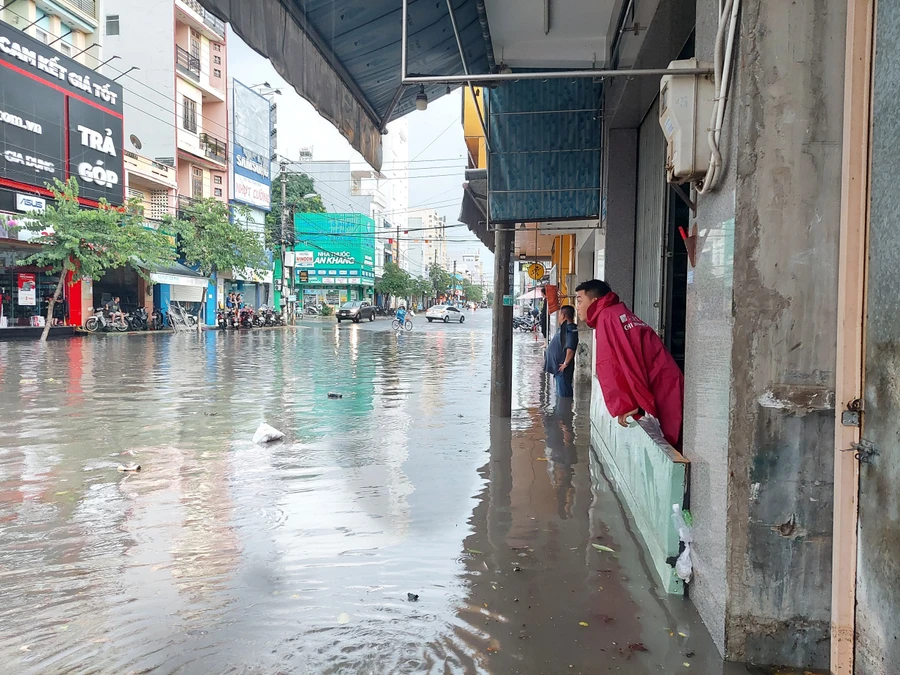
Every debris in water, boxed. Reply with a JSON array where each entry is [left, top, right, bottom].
[[327, 392, 343, 399], [628, 643, 648, 653], [117, 464, 141, 472], [252, 423, 285, 444], [407, 593, 419, 602], [579, 622, 589, 627], [592, 543, 616, 553], [337, 612, 350, 624], [467, 548, 483, 555], [203, 412, 218, 416]]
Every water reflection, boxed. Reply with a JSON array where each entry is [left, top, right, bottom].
[[0, 318, 752, 674]]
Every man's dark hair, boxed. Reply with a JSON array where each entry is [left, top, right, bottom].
[[574, 279, 612, 299], [560, 305, 575, 321]]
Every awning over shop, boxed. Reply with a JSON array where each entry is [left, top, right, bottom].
[[149, 262, 209, 302], [199, 0, 492, 170], [459, 168, 493, 252]]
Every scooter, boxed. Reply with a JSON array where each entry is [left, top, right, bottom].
[[128, 307, 149, 331], [216, 308, 229, 330], [84, 308, 128, 333]]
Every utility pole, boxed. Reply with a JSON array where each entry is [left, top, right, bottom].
[[490, 228, 514, 417], [452, 259, 457, 304], [280, 159, 291, 323]]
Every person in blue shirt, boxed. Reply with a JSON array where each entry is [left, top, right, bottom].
[[395, 305, 407, 328], [544, 305, 579, 398]]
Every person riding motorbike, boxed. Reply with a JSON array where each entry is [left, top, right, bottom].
[[104, 295, 125, 326]]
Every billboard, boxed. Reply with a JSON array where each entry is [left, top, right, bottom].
[[231, 80, 271, 211], [294, 212, 375, 287], [0, 22, 124, 204]]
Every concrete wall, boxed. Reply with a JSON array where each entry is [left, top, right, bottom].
[[687, 0, 845, 667], [104, 0, 176, 162]]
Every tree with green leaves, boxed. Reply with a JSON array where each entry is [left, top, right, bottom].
[[428, 264, 453, 299], [265, 172, 326, 249], [14, 178, 176, 342], [375, 262, 412, 302], [164, 199, 268, 330], [462, 279, 484, 303]]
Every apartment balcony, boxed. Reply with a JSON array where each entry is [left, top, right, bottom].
[[176, 45, 201, 82], [124, 150, 178, 191], [175, 0, 226, 39], [199, 133, 227, 165]]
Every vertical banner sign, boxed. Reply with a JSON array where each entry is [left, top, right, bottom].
[[0, 22, 124, 204], [231, 80, 272, 211], [17, 272, 35, 305]]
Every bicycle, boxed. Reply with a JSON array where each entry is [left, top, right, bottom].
[[391, 318, 413, 332]]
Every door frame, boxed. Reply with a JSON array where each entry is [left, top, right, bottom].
[[832, 0, 875, 672]]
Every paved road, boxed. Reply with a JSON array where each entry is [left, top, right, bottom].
[[0, 309, 757, 674]]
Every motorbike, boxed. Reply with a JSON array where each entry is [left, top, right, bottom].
[[238, 306, 255, 328], [149, 307, 164, 331], [217, 307, 229, 330], [305, 303, 323, 316], [84, 308, 128, 333], [128, 307, 149, 331], [513, 315, 539, 332]]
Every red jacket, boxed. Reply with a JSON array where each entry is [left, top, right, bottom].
[[586, 293, 684, 448]]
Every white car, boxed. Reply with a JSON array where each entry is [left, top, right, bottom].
[[426, 305, 466, 324]]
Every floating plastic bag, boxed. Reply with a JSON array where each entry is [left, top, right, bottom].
[[672, 504, 694, 583], [253, 423, 285, 444]]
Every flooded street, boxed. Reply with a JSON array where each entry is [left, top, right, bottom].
[[0, 312, 754, 674]]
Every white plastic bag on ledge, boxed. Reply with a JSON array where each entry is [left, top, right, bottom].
[[253, 423, 285, 444], [672, 503, 694, 583]]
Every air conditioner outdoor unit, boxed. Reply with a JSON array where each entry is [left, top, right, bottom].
[[658, 59, 716, 184]]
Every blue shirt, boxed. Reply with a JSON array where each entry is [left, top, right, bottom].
[[545, 322, 579, 374]]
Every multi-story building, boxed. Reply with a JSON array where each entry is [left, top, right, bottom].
[[407, 209, 448, 273], [379, 119, 409, 272], [1, 0, 104, 68], [104, 0, 229, 322], [104, 0, 228, 206]]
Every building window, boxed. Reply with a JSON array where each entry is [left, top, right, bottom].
[[214, 188, 222, 197], [34, 29, 48, 44], [213, 68, 221, 78], [213, 175, 222, 185], [60, 43, 72, 56], [189, 29, 201, 60], [213, 43, 221, 52], [192, 167, 203, 199], [106, 15, 119, 36], [213, 55, 221, 65], [182, 96, 197, 133]]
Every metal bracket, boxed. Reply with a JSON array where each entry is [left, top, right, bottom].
[[841, 439, 879, 464], [841, 410, 860, 427]]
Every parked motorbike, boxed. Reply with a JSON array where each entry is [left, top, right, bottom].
[[128, 307, 149, 331], [217, 308, 229, 330], [149, 307, 164, 331], [305, 303, 323, 316], [84, 308, 128, 333], [238, 306, 255, 328]]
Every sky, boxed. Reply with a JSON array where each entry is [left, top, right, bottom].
[[227, 31, 494, 271]]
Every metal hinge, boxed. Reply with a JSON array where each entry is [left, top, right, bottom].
[[841, 439, 879, 464], [841, 398, 863, 427]]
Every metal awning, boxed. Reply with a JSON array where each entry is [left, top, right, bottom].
[[148, 262, 209, 288], [200, 0, 492, 170], [459, 168, 493, 251]]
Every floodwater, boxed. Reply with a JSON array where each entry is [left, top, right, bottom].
[[0, 312, 757, 674]]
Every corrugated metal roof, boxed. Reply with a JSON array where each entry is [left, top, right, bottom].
[[201, 0, 491, 169]]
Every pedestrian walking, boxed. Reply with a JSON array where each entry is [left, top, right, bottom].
[[575, 279, 684, 448], [544, 305, 579, 398]]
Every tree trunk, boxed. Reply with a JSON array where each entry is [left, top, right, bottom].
[[40, 269, 67, 342]]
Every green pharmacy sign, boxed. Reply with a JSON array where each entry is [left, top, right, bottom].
[[293, 213, 376, 287]]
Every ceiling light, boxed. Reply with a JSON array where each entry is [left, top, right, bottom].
[[415, 85, 428, 111], [499, 63, 512, 75]]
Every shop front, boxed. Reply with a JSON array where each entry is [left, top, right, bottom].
[[150, 263, 210, 321], [291, 212, 376, 311]]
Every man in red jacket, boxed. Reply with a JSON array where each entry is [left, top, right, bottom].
[[574, 279, 684, 449]]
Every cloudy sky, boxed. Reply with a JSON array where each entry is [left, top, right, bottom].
[[227, 31, 493, 269]]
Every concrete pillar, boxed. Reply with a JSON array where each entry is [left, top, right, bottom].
[[603, 129, 637, 305], [490, 227, 514, 417], [684, 0, 846, 667]]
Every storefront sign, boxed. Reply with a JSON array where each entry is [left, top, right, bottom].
[[0, 22, 124, 205], [295, 250, 314, 267], [231, 80, 271, 211], [17, 272, 35, 305], [293, 213, 375, 290], [148, 272, 208, 288], [15, 193, 44, 211], [233, 172, 270, 210]]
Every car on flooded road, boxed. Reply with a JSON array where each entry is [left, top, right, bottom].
[[426, 305, 466, 324], [336, 301, 376, 323]]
